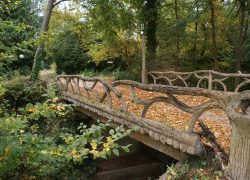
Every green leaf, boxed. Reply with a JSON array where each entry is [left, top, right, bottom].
[[112, 148, 119, 156], [109, 129, 115, 135], [122, 146, 130, 153], [100, 153, 107, 159], [0, 43, 11, 51]]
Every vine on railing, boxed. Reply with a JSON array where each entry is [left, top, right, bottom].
[[148, 70, 250, 92], [57, 75, 227, 133]]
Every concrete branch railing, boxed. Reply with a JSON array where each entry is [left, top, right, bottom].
[[56, 74, 250, 180], [56, 75, 228, 156], [148, 70, 250, 92]]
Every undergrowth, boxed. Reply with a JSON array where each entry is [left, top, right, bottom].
[[165, 155, 225, 180], [0, 76, 134, 179]]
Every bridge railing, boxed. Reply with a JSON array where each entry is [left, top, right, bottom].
[[57, 75, 128, 111], [57, 75, 227, 134], [56, 75, 227, 155], [148, 70, 250, 92], [56, 74, 250, 179]]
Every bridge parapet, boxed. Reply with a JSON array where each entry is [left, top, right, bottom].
[[56, 75, 232, 158], [56, 74, 250, 179], [148, 70, 250, 92]]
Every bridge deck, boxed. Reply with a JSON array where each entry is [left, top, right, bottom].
[[104, 84, 230, 151], [56, 75, 232, 160]]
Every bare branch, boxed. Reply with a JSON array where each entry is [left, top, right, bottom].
[[52, 0, 70, 8]]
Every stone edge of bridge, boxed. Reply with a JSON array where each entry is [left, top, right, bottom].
[[59, 91, 204, 159]]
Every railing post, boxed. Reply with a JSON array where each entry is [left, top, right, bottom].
[[208, 70, 212, 90], [226, 91, 250, 180], [141, 33, 148, 84]]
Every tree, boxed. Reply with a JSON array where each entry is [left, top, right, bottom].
[[31, 0, 70, 81], [174, 0, 180, 54], [142, 0, 159, 66], [191, 0, 199, 61], [79, 0, 140, 65], [50, 29, 91, 74], [31, 0, 54, 81], [0, 0, 40, 77], [234, 0, 250, 73], [208, 0, 217, 63], [0, 0, 21, 17], [30, 0, 250, 79]]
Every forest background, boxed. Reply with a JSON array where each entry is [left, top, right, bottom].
[[1, 0, 250, 81]]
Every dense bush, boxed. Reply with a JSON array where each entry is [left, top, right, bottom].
[[3, 76, 46, 109], [114, 69, 140, 81], [50, 30, 91, 74], [81, 68, 141, 81], [0, 0, 40, 77], [0, 89, 133, 179]]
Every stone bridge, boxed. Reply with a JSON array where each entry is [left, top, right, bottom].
[[55, 70, 250, 171]]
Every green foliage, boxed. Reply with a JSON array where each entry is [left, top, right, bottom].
[[0, 19, 25, 76], [31, 45, 44, 81], [155, 0, 250, 72], [114, 69, 140, 81], [143, 0, 158, 63], [0, 0, 39, 77], [166, 162, 190, 180], [165, 156, 225, 180], [0, 96, 73, 178], [2, 76, 46, 109], [76, 0, 139, 67], [0, 77, 6, 96], [0, 95, 133, 179], [0, 0, 21, 16], [80, 66, 141, 81], [0, 74, 133, 178], [86, 33, 139, 64], [49, 29, 91, 74], [46, 81, 58, 99], [81, 69, 107, 77], [46, 0, 250, 77], [1, 0, 250, 82]]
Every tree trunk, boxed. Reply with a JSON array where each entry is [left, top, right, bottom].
[[174, 0, 180, 54], [31, 0, 54, 81], [234, 2, 249, 87], [227, 92, 250, 180], [192, 0, 199, 61], [208, 0, 217, 63], [143, 0, 158, 69], [227, 122, 250, 180], [200, 23, 208, 57], [235, 2, 245, 73]]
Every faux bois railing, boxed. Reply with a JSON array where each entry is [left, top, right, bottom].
[[55, 71, 250, 179], [148, 70, 250, 92], [56, 75, 234, 157]]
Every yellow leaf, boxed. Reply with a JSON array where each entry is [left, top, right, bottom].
[[70, 149, 77, 155], [52, 97, 59, 103], [167, 175, 172, 180], [90, 150, 100, 159], [90, 142, 97, 150], [20, 130, 24, 133], [40, 150, 48, 154], [107, 136, 113, 143]]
